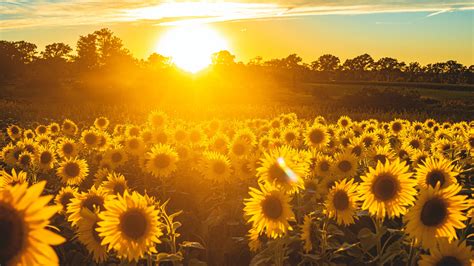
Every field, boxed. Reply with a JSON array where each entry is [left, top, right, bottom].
[[0, 91, 473, 265]]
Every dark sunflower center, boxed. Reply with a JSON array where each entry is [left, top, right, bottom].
[[363, 137, 373, 147], [64, 163, 80, 177], [152, 116, 164, 126], [129, 128, 140, 137], [19, 155, 31, 166], [469, 137, 474, 148], [0, 204, 24, 263], [232, 143, 246, 156], [341, 120, 348, 127], [392, 123, 402, 132], [352, 146, 362, 156], [128, 139, 139, 149], [153, 154, 171, 169], [409, 140, 420, 149], [268, 163, 288, 183], [113, 183, 126, 195], [11, 127, 19, 135], [111, 152, 122, 163], [372, 174, 398, 201], [420, 197, 447, 227], [337, 160, 352, 173], [38, 126, 47, 134], [285, 133, 296, 142], [64, 123, 71, 130], [373, 154, 387, 164], [261, 195, 283, 220], [319, 161, 330, 172], [120, 209, 148, 240], [60, 193, 74, 209], [426, 170, 446, 188], [212, 161, 227, 175], [61, 143, 73, 155], [309, 130, 324, 144], [305, 181, 317, 191], [333, 190, 349, 210], [435, 256, 462, 266], [82, 195, 104, 212], [98, 119, 106, 127], [40, 152, 52, 164], [84, 133, 97, 145]]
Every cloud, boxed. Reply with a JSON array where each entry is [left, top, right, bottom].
[[0, 0, 473, 30]]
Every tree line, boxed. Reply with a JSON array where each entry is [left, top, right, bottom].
[[1, 28, 473, 88]]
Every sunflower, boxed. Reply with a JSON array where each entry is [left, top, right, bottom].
[[0, 181, 65, 265], [367, 145, 396, 166], [325, 178, 359, 225], [48, 122, 61, 136], [67, 186, 110, 227], [124, 136, 145, 155], [300, 215, 314, 253], [313, 154, 333, 178], [145, 144, 179, 178], [62, 119, 78, 136], [81, 129, 100, 148], [208, 133, 230, 153], [17, 151, 33, 170], [76, 209, 108, 263], [411, 149, 430, 168], [200, 151, 232, 181], [57, 138, 80, 158], [97, 191, 163, 262], [244, 184, 295, 238], [0, 168, 28, 189], [148, 110, 167, 128], [36, 146, 57, 171], [7, 124, 22, 140], [359, 159, 417, 219], [101, 172, 129, 195], [54, 186, 78, 214], [35, 134, 51, 147], [35, 124, 48, 135], [228, 138, 252, 158], [94, 116, 110, 131], [404, 184, 468, 249], [104, 147, 128, 169], [333, 150, 359, 179], [281, 127, 300, 146], [337, 116, 352, 128], [390, 119, 405, 135], [23, 129, 35, 140], [418, 238, 473, 266], [257, 145, 309, 194], [56, 157, 89, 186], [188, 127, 205, 145], [304, 124, 329, 149], [415, 157, 459, 190]]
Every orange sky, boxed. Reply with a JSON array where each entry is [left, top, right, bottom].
[[1, 1, 473, 65]]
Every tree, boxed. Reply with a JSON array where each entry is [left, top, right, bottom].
[[147, 53, 171, 69], [41, 43, 72, 60], [374, 57, 404, 81], [212, 50, 236, 66], [14, 41, 37, 64], [311, 54, 340, 72], [76, 33, 98, 70], [343, 53, 374, 80]]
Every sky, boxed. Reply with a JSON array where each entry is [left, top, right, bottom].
[[1, 0, 473, 65]]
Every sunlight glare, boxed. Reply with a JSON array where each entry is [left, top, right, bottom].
[[156, 24, 228, 73]]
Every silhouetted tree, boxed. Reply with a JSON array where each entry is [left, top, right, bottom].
[[212, 50, 236, 66], [311, 54, 340, 72], [41, 43, 72, 60]]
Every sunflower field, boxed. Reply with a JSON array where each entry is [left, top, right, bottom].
[[0, 111, 473, 265]]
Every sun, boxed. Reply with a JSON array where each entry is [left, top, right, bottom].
[[156, 24, 229, 73]]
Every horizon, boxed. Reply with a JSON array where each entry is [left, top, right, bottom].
[[1, 1, 473, 66]]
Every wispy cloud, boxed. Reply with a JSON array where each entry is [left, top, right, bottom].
[[0, 0, 473, 30]]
